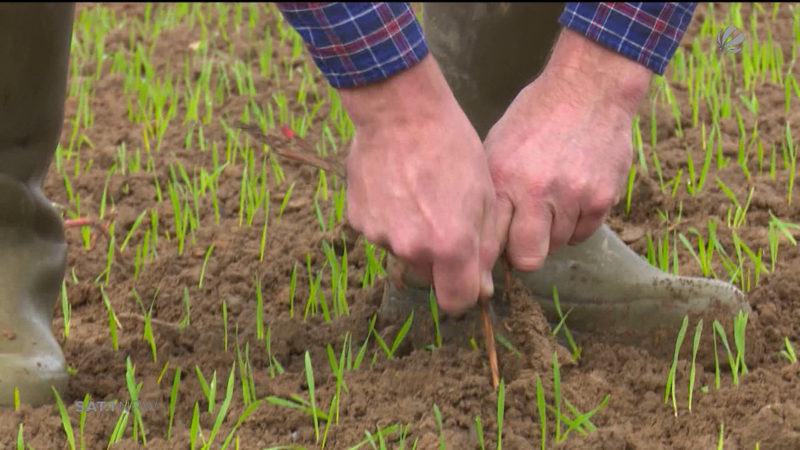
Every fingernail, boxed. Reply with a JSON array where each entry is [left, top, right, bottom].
[[480, 271, 495, 299]]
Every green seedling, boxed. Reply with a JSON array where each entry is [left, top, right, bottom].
[[198, 243, 214, 288], [476, 416, 485, 450], [179, 286, 191, 330], [652, 151, 665, 193], [432, 404, 445, 450], [351, 424, 406, 450], [553, 352, 563, 440], [100, 286, 121, 351], [195, 365, 217, 413], [712, 311, 749, 386], [52, 386, 76, 450], [124, 357, 147, 445], [536, 375, 547, 450], [168, 367, 181, 441], [324, 334, 350, 432], [373, 311, 413, 359], [429, 289, 441, 348], [202, 363, 236, 450], [119, 209, 147, 252], [664, 315, 689, 417], [779, 337, 797, 363], [17, 423, 25, 450], [259, 193, 270, 262], [306, 350, 320, 442], [538, 351, 609, 443], [220, 400, 262, 450], [632, 115, 648, 174], [133, 289, 158, 362], [495, 333, 521, 358], [497, 378, 505, 449], [786, 122, 797, 204], [61, 280, 71, 340], [551, 285, 580, 359], [264, 395, 330, 424], [255, 273, 264, 340], [289, 262, 297, 318], [625, 165, 636, 215], [688, 320, 703, 412]]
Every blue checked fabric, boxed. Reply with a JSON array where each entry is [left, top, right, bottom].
[[559, 3, 697, 76], [277, 2, 696, 88], [276, 3, 428, 88]]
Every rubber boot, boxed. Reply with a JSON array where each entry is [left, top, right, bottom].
[[0, 4, 74, 407], [379, 3, 749, 342]]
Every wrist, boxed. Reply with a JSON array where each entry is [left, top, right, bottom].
[[337, 55, 452, 132], [542, 28, 652, 116]]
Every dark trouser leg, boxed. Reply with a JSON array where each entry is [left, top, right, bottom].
[[422, 2, 564, 139], [0, 3, 74, 406]]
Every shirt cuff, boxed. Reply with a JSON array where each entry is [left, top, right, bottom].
[[277, 3, 429, 88], [558, 2, 697, 75]]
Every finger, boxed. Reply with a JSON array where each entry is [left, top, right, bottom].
[[493, 194, 514, 253], [507, 203, 552, 272], [548, 203, 580, 255], [478, 195, 501, 300], [568, 211, 605, 245], [431, 241, 481, 316]]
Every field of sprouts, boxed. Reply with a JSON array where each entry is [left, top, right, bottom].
[[3, 2, 800, 448]]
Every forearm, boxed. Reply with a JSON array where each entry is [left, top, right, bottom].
[[338, 55, 449, 130], [549, 2, 697, 114]]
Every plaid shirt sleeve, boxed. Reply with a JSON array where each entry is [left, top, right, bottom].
[[559, 2, 697, 75], [276, 3, 428, 89]]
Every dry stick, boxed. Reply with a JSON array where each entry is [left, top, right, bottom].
[[240, 123, 503, 389]]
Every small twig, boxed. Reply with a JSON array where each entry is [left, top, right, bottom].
[[117, 313, 180, 330], [60, 206, 115, 251], [238, 123, 346, 177], [480, 298, 500, 390], [240, 122, 503, 388]]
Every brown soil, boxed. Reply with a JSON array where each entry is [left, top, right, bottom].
[[2, 3, 800, 449]]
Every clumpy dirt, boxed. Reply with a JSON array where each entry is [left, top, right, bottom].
[[2, 2, 800, 449]]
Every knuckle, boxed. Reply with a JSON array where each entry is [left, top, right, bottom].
[[587, 191, 616, 214], [359, 225, 386, 248], [434, 231, 474, 262], [390, 235, 424, 261]]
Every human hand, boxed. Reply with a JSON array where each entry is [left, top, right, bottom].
[[340, 56, 499, 314], [485, 29, 652, 271]]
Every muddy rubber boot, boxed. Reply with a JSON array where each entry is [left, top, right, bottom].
[[378, 3, 749, 342], [498, 225, 749, 334], [0, 4, 74, 407]]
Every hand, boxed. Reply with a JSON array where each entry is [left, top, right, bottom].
[[340, 56, 499, 314], [485, 29, 652, 271]]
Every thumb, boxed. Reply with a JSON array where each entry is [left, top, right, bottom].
[[478, 195, 501, 300], [507, 203, 552, 272]]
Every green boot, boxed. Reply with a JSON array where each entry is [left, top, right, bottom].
[[499, 224, 749, 334], [0, 4, 74, 407], [377, 3, 749, 341]]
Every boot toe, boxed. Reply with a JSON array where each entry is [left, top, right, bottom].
[[0, 351, 67, 407]]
